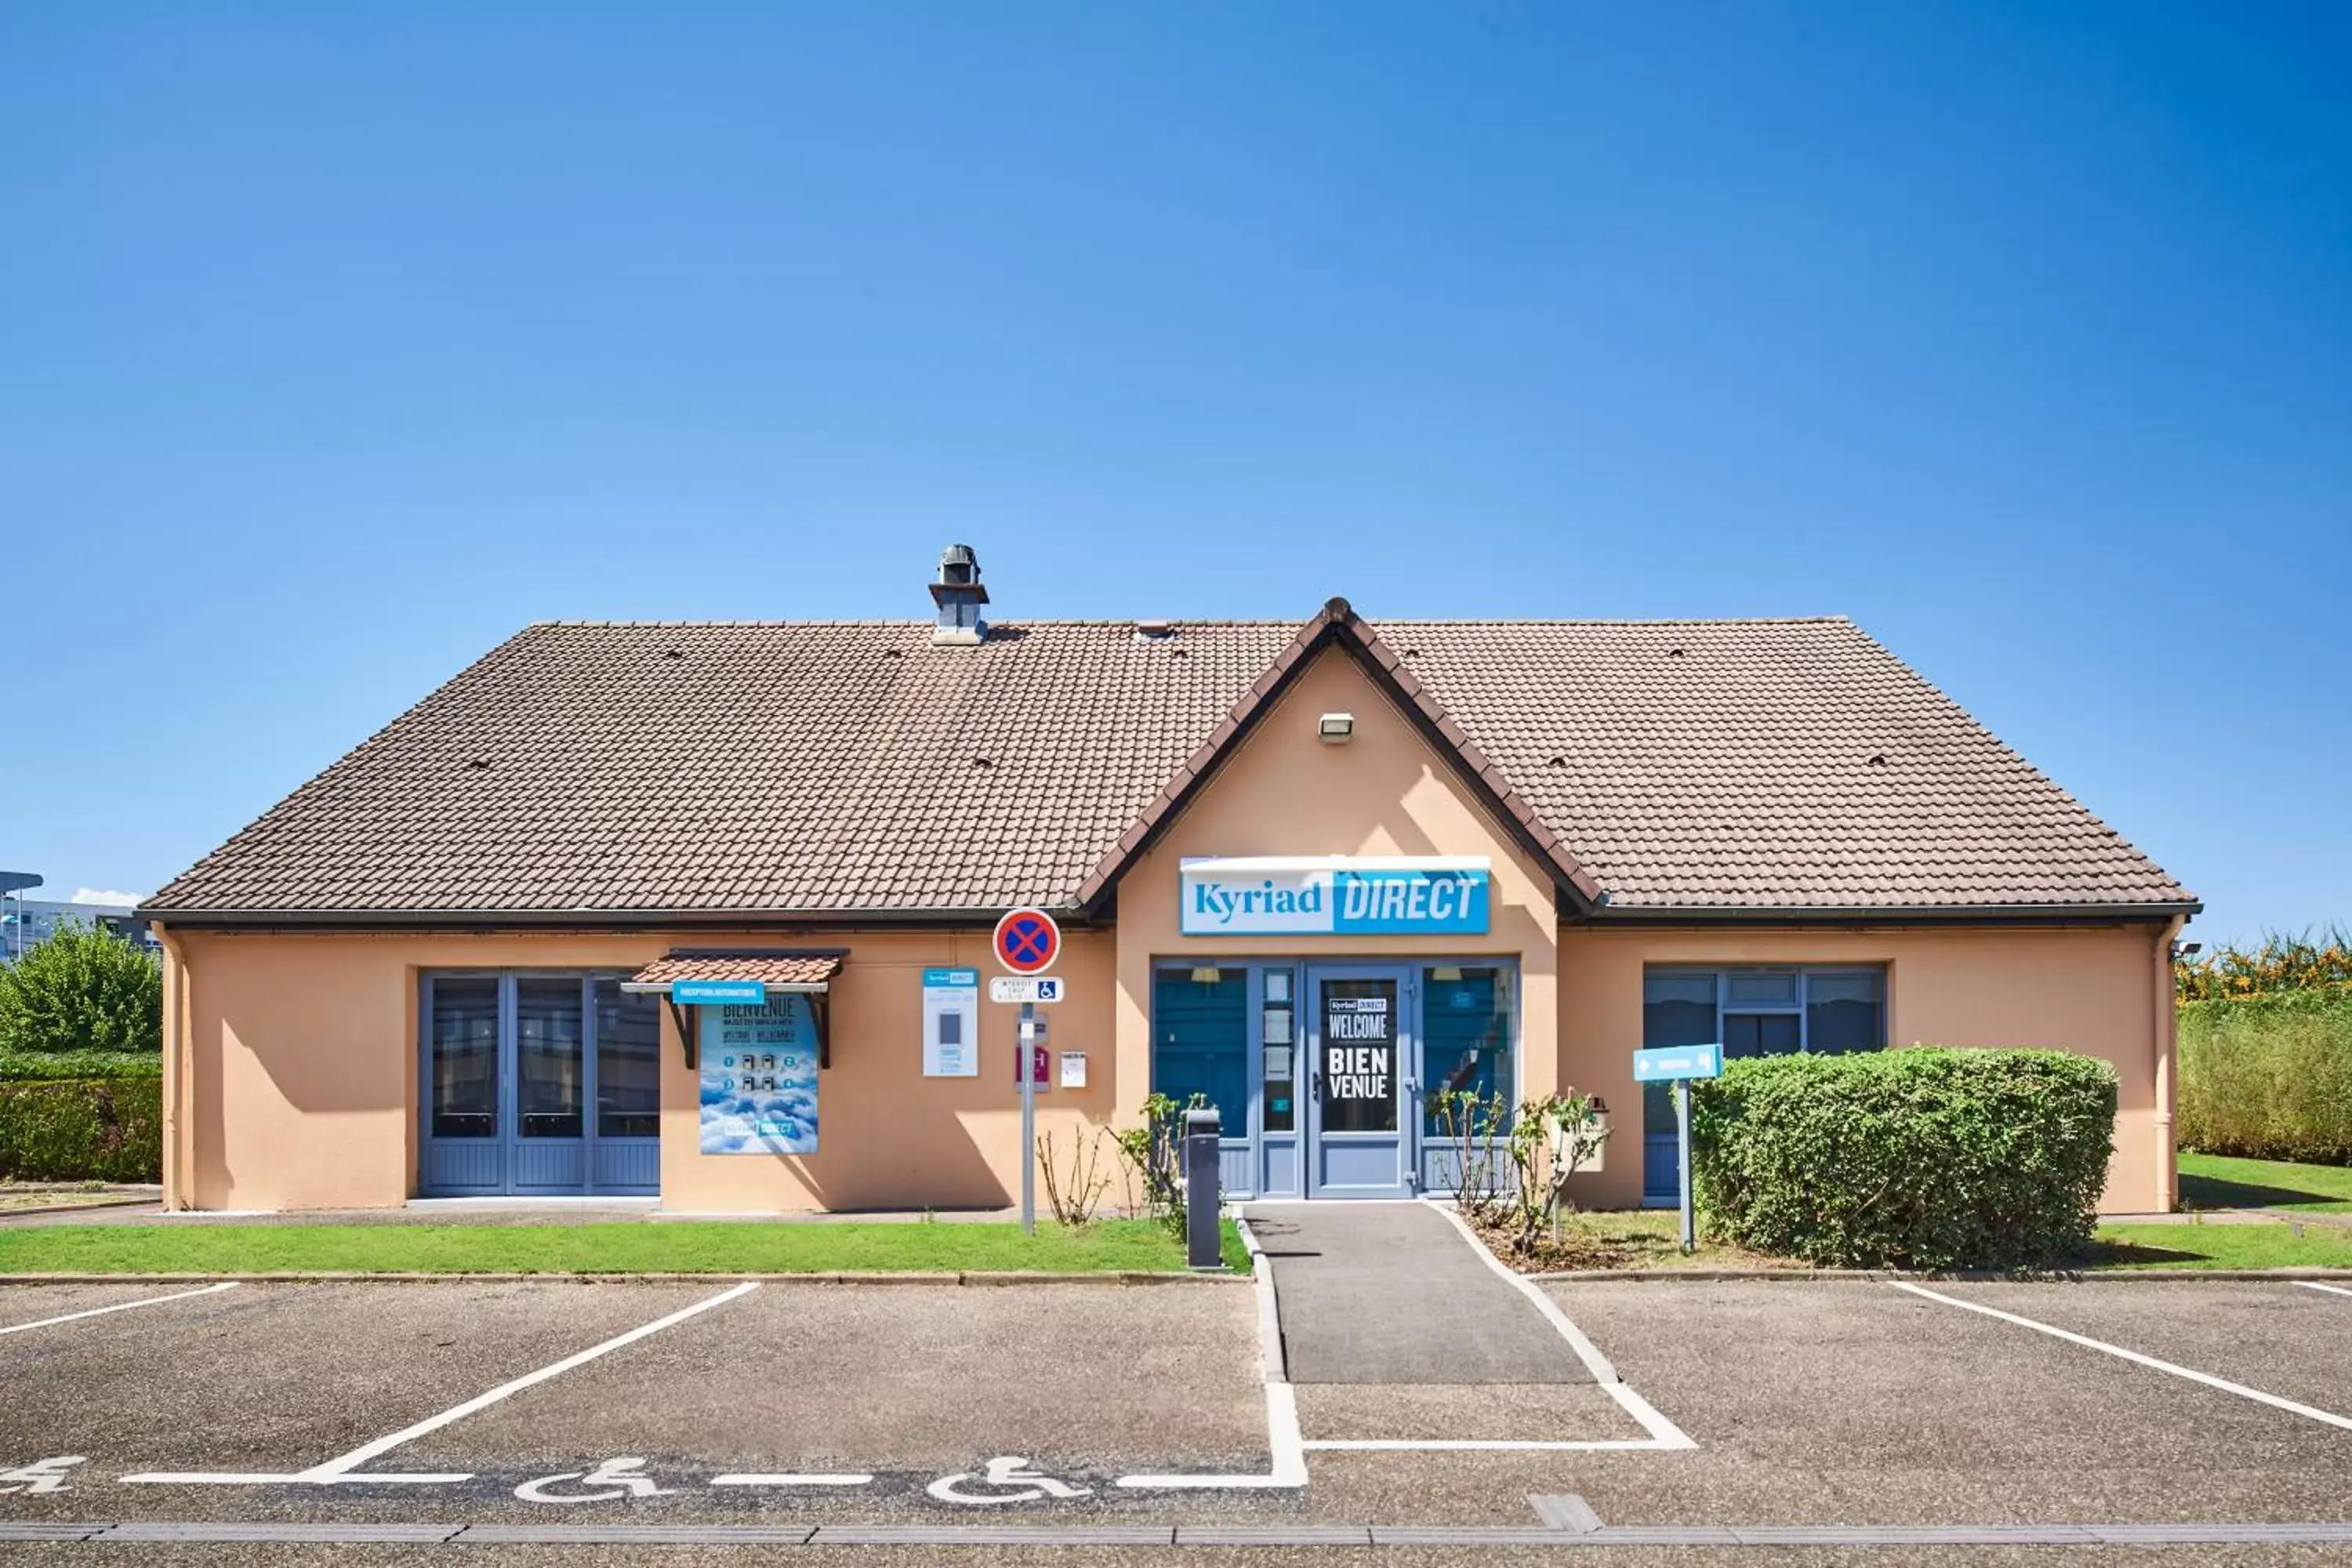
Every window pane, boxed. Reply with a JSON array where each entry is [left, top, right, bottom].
[[1725, 1012, 1801, 1058], [1726, 971, 1798, 1008], [1806, 971, 1886, 1054], [596, 980, 662, 1138], [1642, 971, 1719, 1134], [1261, 967, 1297, 1133], [1152, 967, 1247, 1127], [516, 978, 584, 1139], [1643, 972, 1717, 1047], [1422, 966, 1512, 1135], [430, 978, 499, 1139], [1317, 977, 1399, 1134]]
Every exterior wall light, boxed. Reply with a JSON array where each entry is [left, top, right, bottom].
[[1318, 712, 1355, 744]]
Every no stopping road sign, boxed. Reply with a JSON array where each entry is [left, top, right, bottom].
[[993, 907, 1062, 975]]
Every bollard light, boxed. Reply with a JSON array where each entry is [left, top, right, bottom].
[[1184, 1105, 1223, 1271]]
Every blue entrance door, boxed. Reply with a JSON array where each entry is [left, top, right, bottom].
[[1306, 965, 1415, 1197]]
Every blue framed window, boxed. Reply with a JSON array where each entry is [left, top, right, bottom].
[[1420, 964, 1514, 1135], [1640, 967, 1887, 1202], [1151, 965, 1250, 1120]]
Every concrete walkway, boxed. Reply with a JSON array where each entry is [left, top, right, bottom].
[[1243, 1201, 1592, 1385]]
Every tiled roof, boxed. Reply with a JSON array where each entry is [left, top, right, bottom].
[[144, 610, 2192, 920], [630, 951, 848, 988]]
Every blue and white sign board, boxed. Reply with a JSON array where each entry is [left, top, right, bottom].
[[1632, 1043, 1724, 1083], [699, 996, 818, 1153], [1635, 1042, 1722, 1257], [921, 967, 980, 1078], [1179, 856, 1490, 936], [674, 979, 766, 1006]]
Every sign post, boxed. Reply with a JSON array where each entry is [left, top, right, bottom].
[[1632, 1043, 1724, 1254], [992, 908, 1065, 1236]]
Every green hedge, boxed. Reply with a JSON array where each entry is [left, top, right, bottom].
[[0, 1049, 162, 1083], [1690, 1048, 2117, 1270], [0, 1077, 163, 1181], [2179, 989, 2352, 1164]]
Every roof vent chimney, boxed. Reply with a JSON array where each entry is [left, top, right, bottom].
[[930, 543, 989, 645]]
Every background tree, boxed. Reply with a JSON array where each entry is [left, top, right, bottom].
[[0, 920, 163, 1056]]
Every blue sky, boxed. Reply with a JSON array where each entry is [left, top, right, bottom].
[[2, 2, 2345, 944]]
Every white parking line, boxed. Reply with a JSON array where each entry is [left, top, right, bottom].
[[1116, 1216, 1308, 1490], [2296, 1281, 2352, 1300], [123, 1280, 762, 1485], [710, 1473, 873, 1487], [0, 1283, 239, 1337], [1301, 1436, 1674, 1452], [1428, 1201, 1697, 1452], [1895, 1283, 2352, 1434]]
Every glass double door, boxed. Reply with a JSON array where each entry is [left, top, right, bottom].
[[419, 974, 661, 1196], [1305, 965, 1416, 1197]]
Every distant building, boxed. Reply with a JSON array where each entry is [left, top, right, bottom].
[[1, 887, 159, 961]]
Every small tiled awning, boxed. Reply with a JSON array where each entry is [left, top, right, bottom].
[[625, 950, 847, 992], [623, 949, 846, 1069]]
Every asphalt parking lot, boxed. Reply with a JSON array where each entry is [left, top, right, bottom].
[[3, 1238, 2352, 1559]]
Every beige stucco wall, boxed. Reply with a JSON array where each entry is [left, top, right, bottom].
[[1557, 923, 2176, 1214], [162, 927, 1123, 1212], [1112, 646, 1563, 1118]]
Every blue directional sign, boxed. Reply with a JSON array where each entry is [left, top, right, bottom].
[[673, 979, 767, 1006], [1632, 1043, 1724, 1083]]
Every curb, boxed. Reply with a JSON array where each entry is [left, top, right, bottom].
[[0, 1197, 159, 1220], [0, 1269, 1247, 1287], [1530, 1266, 2352, 1283]]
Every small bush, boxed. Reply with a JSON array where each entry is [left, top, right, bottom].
[[2178, 990, 2352, 1164], [0, 1076, 163, 1181], [0, 920, 162, 1055], [1690, 1049, 2117, 1270]]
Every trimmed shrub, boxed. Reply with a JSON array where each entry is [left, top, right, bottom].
[[0, 1048, 164, 1083], [0, 1076, 163, 1181], [2178, 989, 2352, 1164], [1690, 1048, 2117, 1270]]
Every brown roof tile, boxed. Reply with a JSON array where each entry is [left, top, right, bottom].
[[144, 612, 2193, 920], [632, 951, 845, 987]]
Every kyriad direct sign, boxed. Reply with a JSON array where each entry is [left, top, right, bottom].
[[1178, 856, 1490, 937]]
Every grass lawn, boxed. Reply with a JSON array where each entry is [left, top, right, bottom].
[[2178, 1150, 2352, 1214], [2091, 1220, 2352, 1271], [0, 1218, 1250, 1276]]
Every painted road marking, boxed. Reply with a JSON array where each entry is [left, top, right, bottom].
[[0, 1457, 84, 1494], [710, 1473, 873, 1488], [2296, 1281, 2352, 1300], [1895, 1282, 2352, 1433], [122, 1280, 761, 1485], [514, 1457, 671, 1504], [0, 1283, 238, 1337], [927, 1456, 1091, 1506], [1417, 1201, 1696, 1453], [1115, 1214, 1308, 1491], [1305, 1437, 1671, 1452]]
